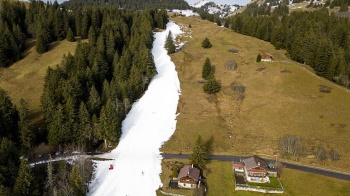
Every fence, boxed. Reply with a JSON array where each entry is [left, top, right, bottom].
[[234, 176, 284, 194]]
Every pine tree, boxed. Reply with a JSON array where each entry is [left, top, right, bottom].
[[18, 99, 34, 153], [66, 27, 75, 42], [165, 31, 176, 54], [36, 23, 49, 54], [70, 165, 85, 196], [190, 135, 208, 168], [78, 102, 91, 145], [88, 26, 96, 46], [13, 159, 39, 196], [201, 37, 212, 48], [87, 85, 101, 115], [202, 57, 212, 80], [256, 53, 261, 62], [203, 77, 221, 94]]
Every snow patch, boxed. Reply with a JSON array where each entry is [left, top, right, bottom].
[[191, 0, 210, 8], [88, 22, 183, 196], [172, 9, 199, 17]]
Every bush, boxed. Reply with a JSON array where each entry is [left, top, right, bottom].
[[314, 147, 328, 161], [256, 54, 261, 62], [225, 60, 237, 70], [203, 78, 221, 94], [231, 83, 245, 93], [227, 48, 239, 53], [330, 149, 340, 161], [201, 37, 212, 48], [279, 135, 301, 156]]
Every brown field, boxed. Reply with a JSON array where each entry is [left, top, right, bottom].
[[0, 39, 81, 125], [159, 159, 350, 196], [161, 17, 350, 172]]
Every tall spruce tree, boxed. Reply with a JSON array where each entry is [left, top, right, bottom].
[[18, 99, 34, 153], [202, 57, 212, 80], [66, 27, 75, 42], [165, 31, 176, 54], [190, 135, 208, 168], [70, 165, 84, 196], [13, 159, 39, 196]]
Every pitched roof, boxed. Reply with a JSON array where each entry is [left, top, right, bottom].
[[261, 53, 273, 59], [248, 169, 267, 173], [233, 163, 244, 169], [242, 156, 267, 170], [178, 165, 200, 181]]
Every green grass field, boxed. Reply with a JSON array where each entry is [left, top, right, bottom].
[[159, 159, 350, 196], [161, 17, 350, 172], [0, 39, 80, 126]]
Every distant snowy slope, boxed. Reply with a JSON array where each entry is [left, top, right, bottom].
[[191, 0, 210, 8]]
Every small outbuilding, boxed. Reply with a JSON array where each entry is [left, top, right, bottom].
[[178, 165, 200, 189], [261, 53, 273, 62], [233, 162, 245, 173]]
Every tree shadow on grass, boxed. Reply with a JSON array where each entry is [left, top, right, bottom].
[[205, 135, 214, 155]]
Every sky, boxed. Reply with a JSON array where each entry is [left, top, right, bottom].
[[185, 0, 251, 6]]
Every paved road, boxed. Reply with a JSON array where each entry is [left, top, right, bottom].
[[161, 153, 350, 181]]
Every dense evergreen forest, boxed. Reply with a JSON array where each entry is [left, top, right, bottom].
[[224, 3, 350, 87], [61, 0, 190, 10], [39, 7, 168, 149]]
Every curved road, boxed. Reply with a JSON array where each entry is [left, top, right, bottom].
[[161, 153, 350, 181]]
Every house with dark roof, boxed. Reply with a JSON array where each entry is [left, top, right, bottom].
[[177, 165, 200, 189], [242, 156, 269, 183]]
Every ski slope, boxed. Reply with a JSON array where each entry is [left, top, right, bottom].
[[88, 22, 183, 196]]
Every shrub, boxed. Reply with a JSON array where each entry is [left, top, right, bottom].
[[279, 135, 302, 156], [256, 53, 261, 62], [330, 149, 340, 161], [227, 48, 239, 53], [231, 83, 245, 93], [203, 78, 221, 94], [201, 37, 212, 48], [225, 60, 237, 70], [314, 147, 328, 161]]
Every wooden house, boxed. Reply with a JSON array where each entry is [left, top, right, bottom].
[[242, 156, 269, 183], [177, 165, 200, 189], [261, 53, 273, 62]]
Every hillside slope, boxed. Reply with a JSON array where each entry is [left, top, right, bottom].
[[162, 17, 350, 172], [0, 39, 80, 125]]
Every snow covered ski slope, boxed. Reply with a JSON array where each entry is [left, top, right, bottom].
[[89, 22, 183, 196]]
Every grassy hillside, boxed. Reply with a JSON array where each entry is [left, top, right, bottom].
[[162, 17, 350, 172], [0, 39, 80, 126], [159, 159, 350, 196]]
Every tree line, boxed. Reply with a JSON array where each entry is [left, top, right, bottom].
[[61, 0, 190, 10], [0, 88, 40, 195], [0, 0, 169, 67], [224, 6, 350, 87]]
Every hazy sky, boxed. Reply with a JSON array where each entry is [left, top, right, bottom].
[[185, 0, 251, 6]]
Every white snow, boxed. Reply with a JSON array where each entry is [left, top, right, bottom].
[[172, 9, 200, 17], [191, 0, 210, 8], [88, 22, 183, 196]]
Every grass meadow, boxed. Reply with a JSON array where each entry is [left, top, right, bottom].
[[0, 39, 81, 126], [161, 17, 350, 172]]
